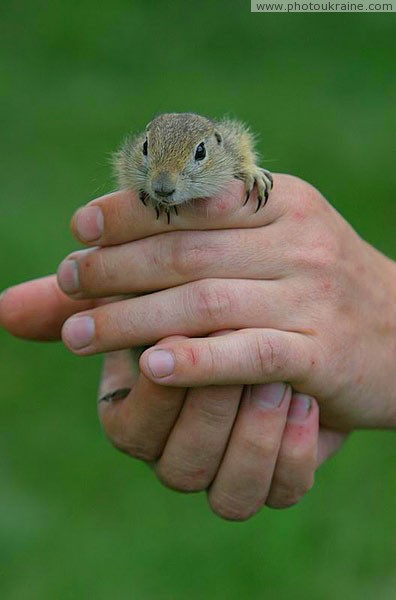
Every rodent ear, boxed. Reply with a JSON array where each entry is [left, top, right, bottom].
[[214, 131, 222, 144]]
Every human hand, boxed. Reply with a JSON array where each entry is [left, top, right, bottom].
[[0, 277, 345, 519], [57, 174, 396, 430], [98, 340, 345, 519]]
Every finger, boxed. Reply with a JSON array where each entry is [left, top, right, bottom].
[[266, 394, 318, 509], [60, 279, 307, 355], [155, 383, 243, 492], [98, 338, 187, 462], [140, 329, 316, 388], [71, 173, 302, 247], [57, 225, 290, 299], [317, 427, 348, 467], [154, 329, 243, 491], [208, 383, 292, 521], [0, 276, 95, 341]]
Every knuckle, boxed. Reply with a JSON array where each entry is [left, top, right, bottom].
[[266, 489, 302, 509], [157, 461, 211, 492], [111, 436, 161, 462], [242, 431, 281, 460], [194, 398, 236, 428], [296, 178, 326, 211], [311, 239, 339, 272], [267, 475, 314, 509], [286, 182, 342, 276], [251, 333, 285, 376], [189, 280, 237, 326], [101, 418, 161, 462], [284, 444, 315, 467], [292, 235, 339, 274], [209, 492, 260, 522], [167, 233, 211, 278], [286, 176, 324, 218]]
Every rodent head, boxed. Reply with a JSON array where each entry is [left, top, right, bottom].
[[120, 113, 233, 206]]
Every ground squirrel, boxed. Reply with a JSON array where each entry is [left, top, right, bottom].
[[114, 112, 273, 223]]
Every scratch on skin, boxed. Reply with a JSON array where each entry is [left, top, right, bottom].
[[187, 347, 199, 366], [266, 338, 275, 369]]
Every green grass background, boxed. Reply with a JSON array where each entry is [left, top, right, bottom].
[[0, 2, 395, 598]]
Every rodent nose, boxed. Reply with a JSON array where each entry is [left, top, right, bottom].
[[152, 173, 177, 198], [155, 188, 176, 198]]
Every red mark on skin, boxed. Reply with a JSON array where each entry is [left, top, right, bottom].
[[218, 201, 228, 211], [311, 359, 316, 366], [295, 425, 307, 440], [293, 210, 305, 222], [193, 468, 206, 479], [322, 280, 332, 291], [187, 347, 199, 366], [356, 374, 363, 384]]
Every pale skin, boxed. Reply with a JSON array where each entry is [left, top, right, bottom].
[[1, 174, 395, 520]]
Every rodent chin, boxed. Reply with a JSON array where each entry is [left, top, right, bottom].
[[152, 193, 188, 206]]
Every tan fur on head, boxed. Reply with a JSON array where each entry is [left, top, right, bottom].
[[147, 113, 214, 174]]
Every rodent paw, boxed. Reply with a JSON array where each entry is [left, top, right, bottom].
[[243, 168, 273, 212], [140, 190, 175, 223], [139, 190, 150, 206], [152, 203, 178, 224]]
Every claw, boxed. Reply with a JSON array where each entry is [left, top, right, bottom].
[[255, 195, 263, 213], [98, 388, 131, 404], [263, 170, 274, 189], [241, 168, 273, 213], [166, 209, 171, 225], [139, 190, 148, 205], [243, 189, 251, 206], [263, 188, 269, 206], [173, 205, 178, 216], [155, 206, 160, 219]]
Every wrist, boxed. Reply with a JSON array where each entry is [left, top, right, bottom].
[[367, 244, 396, 428]]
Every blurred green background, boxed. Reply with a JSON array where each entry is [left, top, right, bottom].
[[1, 2, 395, 599]]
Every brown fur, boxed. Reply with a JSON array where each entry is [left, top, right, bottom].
[[113, 112, 272, 212]]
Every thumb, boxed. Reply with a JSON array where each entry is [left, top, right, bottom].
[[0, 275, 96, 341]]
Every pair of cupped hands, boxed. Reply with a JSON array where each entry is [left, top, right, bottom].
[[2, 174, 396, 520]]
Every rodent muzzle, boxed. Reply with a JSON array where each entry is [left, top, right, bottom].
[[154, 188, 176, 198], [151, 172, 177, 199]]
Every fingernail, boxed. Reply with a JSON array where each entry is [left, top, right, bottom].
[[75, 206, 104, 242], [287, 394, 313, 423], [57, 260, 79, 294], [147, 349, 175, 378], [99, 388, 131, 403], [250, 383, 288, 409], [63, 315, 95, 349]]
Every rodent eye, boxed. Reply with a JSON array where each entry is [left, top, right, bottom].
[[194, 142, 206, 161], [143, 139, 148, 156]]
